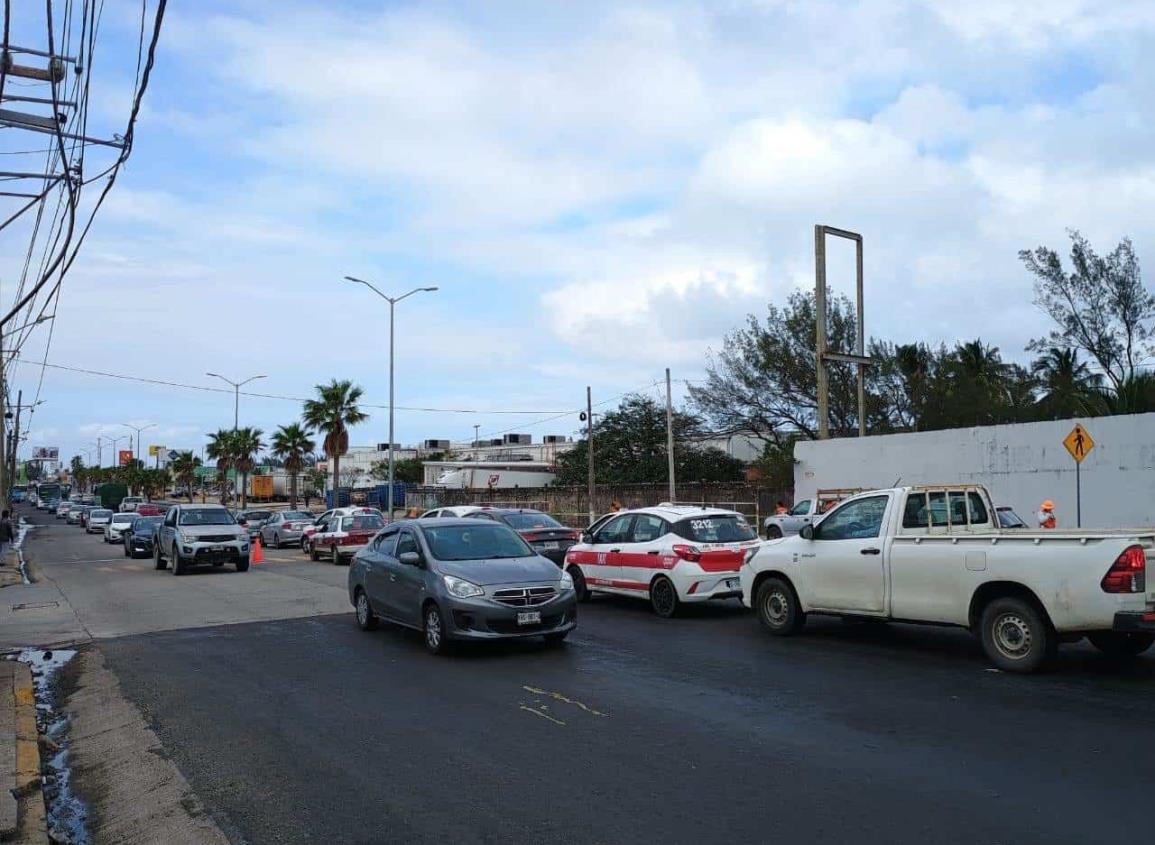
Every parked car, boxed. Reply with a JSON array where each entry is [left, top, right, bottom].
[[465, 508, 580, 566], [79, 494, 95, 505], [135, 503, 161, 517], [236, 509, 274, 541], [565, 506, 759, 617], [67, 505, 88, 525], [259, 511, 315, 548], [419, 505, 483, 519], [119, 496, 145, 513], [123, 515, 164, 559], [154, 505, 250, 575], [86, 508, 114, 535], [301, 507, 382, 554], [104, 512, 136, 544], [55, 502, 72, 519], [310, 512, 386, 564], [741, 484, 1155, 672], [349, 518, 577, 654]]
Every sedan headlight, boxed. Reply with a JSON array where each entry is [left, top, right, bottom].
[[558, 570, 574, 591], [443, 575, 484, 599]]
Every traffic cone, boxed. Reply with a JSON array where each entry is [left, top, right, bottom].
[[252, 536, 264, 565]]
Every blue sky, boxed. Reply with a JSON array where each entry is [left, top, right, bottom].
[[4, 0, 1155, 465]]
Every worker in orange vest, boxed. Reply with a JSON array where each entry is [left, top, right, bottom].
[[774, 501, 788, 515], [1037, 500, 1057, 529]]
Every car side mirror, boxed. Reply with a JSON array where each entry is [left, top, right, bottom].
[[799, 524, 814, 540], [399, 551, 423, 567], [581, 532, 593, 543]]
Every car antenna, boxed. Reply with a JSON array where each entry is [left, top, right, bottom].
[[892, 476, 902, 487]]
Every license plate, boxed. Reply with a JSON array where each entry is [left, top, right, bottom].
[[517, 611, 541, 626], [539, 541, 559, 550], [210, 545, 225, 552], [726, 579, 740, 590]]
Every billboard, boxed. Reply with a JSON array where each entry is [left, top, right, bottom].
[[148, 445, 166, 457], [118, 450, 134, 466], [31, 447, 59, 461]]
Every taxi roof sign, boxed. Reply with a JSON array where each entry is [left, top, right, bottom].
[[1063, 424, 1094, 464]]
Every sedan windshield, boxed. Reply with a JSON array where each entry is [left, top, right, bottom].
[[281, 512, 312, 521], [423, 524, 534, 561], [503, 512, 564, 531], [178, 509, 235, 526], [90, 510, 112, 518]]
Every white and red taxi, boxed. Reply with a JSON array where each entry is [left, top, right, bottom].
[[309, 510, 386, 565], [301, 506, 383, 554], [564, 505, 760, 617]]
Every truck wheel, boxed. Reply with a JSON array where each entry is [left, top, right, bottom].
[[154, 543, 167, 570], [756, 577, 805, 635], [649, 576, 678, 618], [1088, 632, 1154, 657], [235, 556, 250, 573], [765, 525, 783, 539], [980, 597, 1054, 673], [170, 544, 186, 576]]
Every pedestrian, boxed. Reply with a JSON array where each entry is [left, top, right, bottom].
[[0, 510, 14, 562], [774, 501, 788, 515], [1037, 500, 1057, 529]]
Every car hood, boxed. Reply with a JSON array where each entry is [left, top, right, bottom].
[[436, 557, 561, 587]]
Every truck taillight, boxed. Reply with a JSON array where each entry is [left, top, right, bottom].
[[1102, 546, 1146, 594], [672, 544, 701, 562]]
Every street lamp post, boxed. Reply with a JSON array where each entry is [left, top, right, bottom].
[[206, 373, 266, 430], [121, 423, 157, 494], [343, 276, 438, 520], [100, 435, 128, 468]]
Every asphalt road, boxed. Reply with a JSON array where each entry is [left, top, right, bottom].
[[16, 505, 1155, 844]]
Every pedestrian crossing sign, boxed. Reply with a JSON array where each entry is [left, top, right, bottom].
[[1063, 424, 1093, 464]]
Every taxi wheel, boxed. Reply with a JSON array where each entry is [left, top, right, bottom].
[[649, 576, 679, 618], [309, 544, 320, 562], [569, 566, 590, 602]]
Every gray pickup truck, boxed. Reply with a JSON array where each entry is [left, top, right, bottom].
[[154, 504, 251, 575]]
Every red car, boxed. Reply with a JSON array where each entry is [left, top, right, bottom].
[[136, 504, 161, 517]]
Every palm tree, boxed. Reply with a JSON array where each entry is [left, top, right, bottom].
[[1032, 347, 1101, 419], [1087, 372, 1155, 416], [232, 427, 264, 509], [270, 423, 315, 509], [301, 380, 368, 508], [170, 451, 202, 503], [205, 429, 237, 505]]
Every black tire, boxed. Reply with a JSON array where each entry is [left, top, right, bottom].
[[123, 544, 129, 558], [756, 576, 805, 635], [273, 533, 281, 549], [569, 566, 590, 602], [332, 551, 344, 566], [1088, 631, 1154, 657], [980, 597, 1055, 673], [649, 576, 679, 618], [765, 525, 783, 539], [354, 588, 378, 631], [309, 543, 319, 562], [235, 556, 250, 573], [543, 630, 569, 646], [154, 542, 167, 570], [423, 603, 449, 655], [170, 544, 186, 576]]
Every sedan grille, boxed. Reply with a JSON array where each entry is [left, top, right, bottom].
[[491, 586, 556, 607]]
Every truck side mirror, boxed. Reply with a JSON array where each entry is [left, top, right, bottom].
[[800, 524, 814, 541]]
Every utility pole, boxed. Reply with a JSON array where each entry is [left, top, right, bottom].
[[665, 368, 675, 503], [473, 424, 480, 448], [9, 391, 21, 494], [0, 330, 7, 507], [586, 386, 595, 523]]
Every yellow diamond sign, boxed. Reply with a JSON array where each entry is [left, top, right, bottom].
[[1063, 424, 1093, 464]]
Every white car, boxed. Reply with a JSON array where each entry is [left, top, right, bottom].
[[419, 505, 483, 518], [120, 497, 145, 513], [104, 512, 136, 543], [86, 508, 114, 534], [564, 506, 760, 617], [301, 506, 383, 553], [308, 511, 386, 565]]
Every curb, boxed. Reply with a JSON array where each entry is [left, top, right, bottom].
[[3, 663, 47, 844]]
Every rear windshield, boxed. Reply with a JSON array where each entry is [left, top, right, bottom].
[[90, 510, 112, 518], [244, 511, 272, 521], [672, 515, 756, 543], [422, 524, 534, 561], [111, 514, 135, 523], [503, 512, 564, 531], [281, 512, 312, 521], [340, 514, 384, 532], [178, 509, 235, 526]]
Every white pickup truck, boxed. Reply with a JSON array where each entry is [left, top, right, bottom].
[[741, 485, 1155, 672]]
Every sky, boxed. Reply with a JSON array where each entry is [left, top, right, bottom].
[[3, 0, 1155, 466]]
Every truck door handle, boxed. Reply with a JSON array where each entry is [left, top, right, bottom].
[[861, 548, 881, 556]]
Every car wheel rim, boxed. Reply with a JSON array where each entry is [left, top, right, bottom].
[[356, 594, 369, 626], [653, 581, 674, 614], [992, 613, 1032, 659], [763, 589, 789, 626], [426, 610, 441, 648]]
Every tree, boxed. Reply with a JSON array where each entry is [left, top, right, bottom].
[[1031, 347, 1101, 419], [205, 429, 237, 503], [303, 468, 326, 507], [170, 451, 201, 502], [301, 380, 368, 507], [370, 455, 437, 485], [1020, 230, 1155, 391], [553, 394, 745, 485], [1085, 372, 1155, 416], [270, 423, 316, 509], [232, 427, 264, 509]]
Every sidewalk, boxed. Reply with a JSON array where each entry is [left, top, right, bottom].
[[0, 661, 47, 844]]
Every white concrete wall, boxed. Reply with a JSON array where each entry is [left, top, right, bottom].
[[794, 412, 1155, 529]]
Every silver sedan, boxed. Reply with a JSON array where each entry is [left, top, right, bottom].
[[259, 511, 316, 549]]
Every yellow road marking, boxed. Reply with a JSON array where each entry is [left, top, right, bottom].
[[522, 686, 609, 717], [519, 705, 565, 726]]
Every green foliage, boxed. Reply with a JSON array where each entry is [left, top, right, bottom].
[[270, 423, 316, 508], [553, 395, 745, 485], [301, 380, 368, 504]]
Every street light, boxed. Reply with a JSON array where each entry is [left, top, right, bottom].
[[120, 422, 157, 485], [343, 276, 439, 519], [0, 315, 53, 340], [99, 435, 128, 468], [206, 373, 266, 430]]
